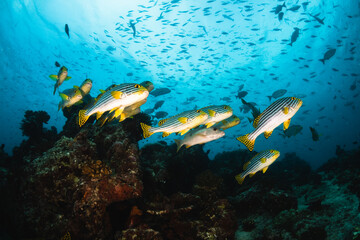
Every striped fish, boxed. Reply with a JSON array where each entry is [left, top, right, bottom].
[[78, 83, 149, 127], [235, 149, 280, 184], [213, 115, 241, 130], [200, 105, 233, 128], [140, 109, 208, 138], [237, 97, 302, 151]]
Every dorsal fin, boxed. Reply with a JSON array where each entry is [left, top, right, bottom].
[[253, 114, 262, 128], [158, 118, 169, 126], [243, 161, 250, 170]]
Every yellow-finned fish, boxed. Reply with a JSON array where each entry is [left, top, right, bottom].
[[213, 115, 240, 130], [79, 79, 93, 95], [78, 83, 149, 127], [174, 126, 225, 152], [49, 66, 72, 95], [96, 81, 154, 126], [58, 88, 83, 111], [200, 105, 233, 128], [235, 149, 280, 184], [140, 109, 208, 138], [237, 97, 302, 151]]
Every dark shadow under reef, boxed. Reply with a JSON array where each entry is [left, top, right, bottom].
[[0, 105, 360, 240]]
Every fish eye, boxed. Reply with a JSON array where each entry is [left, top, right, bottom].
[[291, 97, 295, 100], [270, 150, 274, 153], [196, 110, 201, 113], [213, 128, 217, 131], [134, 84, 141, 88]]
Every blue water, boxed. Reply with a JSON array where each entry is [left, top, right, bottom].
[[0, 0, 359, 168]]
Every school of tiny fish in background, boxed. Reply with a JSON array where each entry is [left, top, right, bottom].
[[51, 63, 304, 184], [1, 0, 359, 171], [44, 0, 360, 182]]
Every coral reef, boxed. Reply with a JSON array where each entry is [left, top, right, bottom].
[[2, 106, 360, 240]]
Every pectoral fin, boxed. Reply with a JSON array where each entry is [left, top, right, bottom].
[[178, 117, 188, 124], [283, 119, 291, 130], [65, 76, 72, 80], [283, 107, 289, 114], [59, 93, 69, 101], [208, 109, 216, 117], [49, 75, 58, 80], [111, 91, 123, 99]]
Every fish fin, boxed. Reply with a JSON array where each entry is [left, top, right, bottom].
[[119, 113, 126, 122], [264, 130, 273, 139], [319, 59, 325, 64], [158, 118, 169, 126], [162, 132, 171, 138], [49, 74, 58, 80], [283, 107, 289, 114], [114, 107, 124, 118], [111, 91, 123, 99], [253, 114, 261, 128], [267, 96, 272, 102], [283, 118, 291, 130], [174, 139, 183, 152], [237, 134, 255, 151], [208, 109, 216, 117], [205, 122, 215, 128], [249, 173, 255, 178], [235, 174, 245, 185], [96, 112, 104, 120], [260, 158, 266, 164], [140, 123, 153, 139], [185, 145, 191, 148], [100, 89, 106, 93], [73, 85, 79, 89], [65, 76, 72, 80], [179, 129, 190, 135], [58, 102, 62, 111], [74, 100, 83, 105], [243, 161, 250, 170], [78, 110, 89, 127], [59, 93, 69, 101], [178, 117, 188, 124], [262, 167, 269, 173]]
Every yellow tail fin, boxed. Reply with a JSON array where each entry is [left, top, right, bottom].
[[174, 139, 183, 152], [236, 134, 255, 151], [235, 174, 245, 184], [79, 110, 89, 127], [140, 123, 153, 139]]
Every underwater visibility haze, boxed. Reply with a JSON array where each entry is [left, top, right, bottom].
[[0, 0, 360, 239]]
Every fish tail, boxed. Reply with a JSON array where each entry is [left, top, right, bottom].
[[78, 110, 89, 127], [267, 96, 272, 101], [319, 59, 325, 64], [140, 123, 153, 139], [174, 139, 183, 152], [236, 134, 255, 151], [283, 2, 286, 8], [235, 173, 246, 185]]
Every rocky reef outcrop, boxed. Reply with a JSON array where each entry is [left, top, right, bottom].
[[1, 108, 360, 240]]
